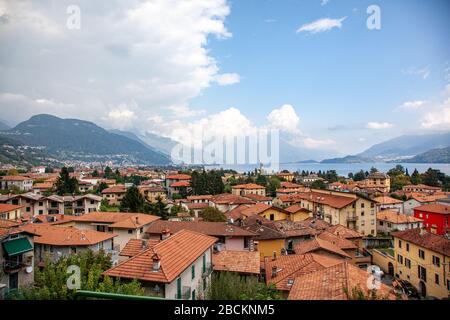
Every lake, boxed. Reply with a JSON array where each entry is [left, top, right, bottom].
[[206, 163, 450, 176]]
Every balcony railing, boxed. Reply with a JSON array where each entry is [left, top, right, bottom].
[[347, 215, 358, 222], [2, 260, 24, 272], [176, 286, 191, 300], [202, 263, 213, 277]]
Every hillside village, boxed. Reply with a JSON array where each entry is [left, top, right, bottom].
[[0, 164, 449, 300]]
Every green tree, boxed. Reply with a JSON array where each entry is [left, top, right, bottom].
[[370, 167, 379, 174], [410, 168, 422, 185], [55, 167, 78, 195], [387, 165, 405, 177], [267, 176, 281, 197], [92, 169, 100, 177], [150, 196, 170, 220], [390, 174, 411, 191], [311, 180, 327, 190], [353, 170, 366, 181], [255, 174, 268, 186], [120, 186, 145, 212], [104, 166, 113, 178], [96, 182, 108, 195], [201, 206, 227, 222]]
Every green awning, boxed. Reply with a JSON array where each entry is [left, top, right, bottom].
[[2, 237, 33, 256]]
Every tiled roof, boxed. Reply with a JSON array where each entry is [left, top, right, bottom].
[[0, 204, 23, 213], [232, 183, 265, 189], [33, 183, 54, 189], [20, 224, 116, 246], [392, 228, 450, 256], [293, 237, 351, 258], [242, 193, 273, 202], [276, 194, 305, 204], [166, 174, 191, 180], [101, 185, 126, 194], [288, 262, 396, 300], [187, 195, 213, 201], [73, 211, 160, 229], [317, 231, 358, 250], [0, 175, 32, 181], [104, 229, 217, 283], [264, 253, 343, 291], [119, 239, 160, 257], [403, 184, 441, 190], [285, 204, 310, 214], [170, 181, 190, 187], [377, 210, 423, 224], [210, 193, 255, 205], [373, 196, 403, 205], [280, 182, 301, 189], [145, 220, 256, 237], [242, 223, 286, 240], [227, 204, 253, 220], [326, 224, 363, 239], [213, 250, 260, 275], [268, 220, 319, 238], [297, 192, 357, 209], [413, 203, 450, 215], [240, 203, 272, 217], [186, 202, 209, 210]]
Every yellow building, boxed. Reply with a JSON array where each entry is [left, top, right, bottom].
[[276, 172, 295, 182], [297, 190, 378, 236], [392, 228, 449, 299], [0, 204, 23, 221], [284, 204, 311, 222], [232, 183, 266, 197], [138, 186, 166, 203], [241, 203, 289, 221], [359, 172, 391, 193]]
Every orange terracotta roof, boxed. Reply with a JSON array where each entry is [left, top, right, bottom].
[[226, 204, 253, 220], [166, 174, 191, 180], [392, 228, 450, 256], [293, 237, 351, 258], [101, 185, 126, 194], [242, 193, 273, 202], [288, 262, 396, 300], [0, 204, 23, 213], [326, 224, 363, 239], [104, 229, 217, 283], [280, 182, 301, 189], [377, 210, 423, 224], [73, 211, 160, 229], [20, 224, 116, 246], [264, 253, 343, 291], [187, 195, 213, 201], [210, 193, 255, 205], [170, 181, 190, 187], [213, 250, 260, 275], [317, 231, 358, 250], [413, 203, 450, 215], [403, 184, 441, 190], [240, 203, 272, 217], [1, 175, 32, 181], [285, 204, 310, 214], [373, 196, 404, 205], [297, 192, 357, 209], [232, 183, 265, 189], [119, 239, 160, 257]]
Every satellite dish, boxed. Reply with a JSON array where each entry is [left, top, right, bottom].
[[25, 266, 33, 274]]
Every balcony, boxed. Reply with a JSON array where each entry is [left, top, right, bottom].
[[202, 263, 213, 278], [176, 286, 192, 300], [347, 215, 358, 222], [2, 260, 24, 273]]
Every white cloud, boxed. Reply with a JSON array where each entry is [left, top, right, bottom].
[[167, 105, 205, 118], [402, 66, 431, 79], [266, 104, 300, 133], [397, 100, 428, 110], [421, 85, 450, 129], [320, 0, 330, 6], [104, 106, 137, 129], [367, 122, 394, 129], [303, 137, 335, 149], [265, 18, 276, 23], [215, 73, 241, 86], [296, 17, 346, 34]]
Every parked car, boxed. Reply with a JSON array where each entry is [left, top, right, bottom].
[[394, 280, 420, 299]]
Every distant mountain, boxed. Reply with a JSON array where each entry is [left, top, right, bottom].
[[321, 132, 450, 163], [139, 131, 178, 156], [0, 120, 11, 131], [0, 114, 171, 165], [400, 146, 450, 163]]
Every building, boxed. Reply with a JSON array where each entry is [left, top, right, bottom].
[[32, 183, 54, 195], [300, 174, 323, 185], [287, 261, 396, 300], [145, 220, 255, 251], [240, 203, 290, 222], [101, 185, 127, 206], [402, 184, 442, 194], [104, 229, 216, 300], [358, 172, 390, 193], [212, 250, 260, 276], [0, 204, 23, 221], [119, 238, 160, 262], [373, 196, 404, 213], [138, 186, 166, 203], [165, 174, 191, 198], [46, 194, 102, 215], [0, 221, 35, 296], [0, 176, 33, 191], [403, 193, 444, 215], [276, 172, 295, 182], [392, 228, 450, 299], [241, 193, 273, 205], [231, 183, 266, 197], [377, 209, 423, 235], [413, 204, 449, 235], [284, 204, 311, 222], [71, 211, 160, 251], [20, 224, 118, 265], [209, 193, 255, 213], [31, 166, 46, 174]]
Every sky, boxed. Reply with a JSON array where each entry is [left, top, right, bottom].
[[0, 0, 449, 156]]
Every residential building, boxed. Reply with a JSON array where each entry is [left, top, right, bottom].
[[138, 186, 166, 203], [32, 183, 54, 195], [0, 221, 35, 296], [165, 174, 191, 198], [104, 229, 216, 300], [403, 184, 442, 194], [413, 204, 449, 235], [300, 174, 323, 185], [46, 194, 102, 215], [242, 193, 273, 205], [119, 238, 159, 262], [101, 185, 127, 206], [403, 193, 443, 215], [377, 209, 423, 235], [276, 172, 295, 182], [0, 176, 33, 191], [0, 204, 23, 221], [240, 203, 290, 222], [31, 166, 46, 174], [231, 183, 266, 197], [209, 193, 255, 213], [392, 228, 450, 299], [145, 220, 256, 251], [284, 204, 311, 222], [373, 196, 404, 213], [358, 172, 391, 193]]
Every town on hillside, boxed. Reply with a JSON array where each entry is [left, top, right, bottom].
[[1, 164, 449, 300]]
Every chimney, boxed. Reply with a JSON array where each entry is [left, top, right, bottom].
[[141, 239, 147, 249], [152, 253, 161, 272], [135, 216, 139, 225], [271, 266, 277, 278], [80, 232, 86, 241], [272, 251, 277, 261], [419, 227, 427, 236], [161, 228, 171, 240]]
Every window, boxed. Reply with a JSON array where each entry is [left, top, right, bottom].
[[244, 237, 249, 249], [432, 256, 441, 267], [39, 202, 43, 206], [397, 254, 403, 264], [398, 240, 402, 248], [191, 264, 195, 280], [406, 243, 409, 252], [140, 227, 144, 233], [192, 289, 196, 300], [419, 249, 425, 259], [418, 265, 427, 282], [128, 229, 133, 234], [447, 280, 450, 291], [202, 254, 206, 273], [379, 221, 384, 226], [269, 214, 275, 221], [435, 274, 440, 285], [361, 211, 365, 216], [361, 203, 365, 208], [26, 207, 31, 212], [405, 258, 411, 269]]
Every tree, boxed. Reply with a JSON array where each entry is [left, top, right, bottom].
[[255, 174, 268, 186], [120, 186, 145, 212], [311, 180, 327, 190], [387, 165, 405, 177], [45, 167, 54, 174], [370, 167, 379, 174], [9, 250, 144, 300], [344, 285, 392, 300], [92, 169, 100, 177], [201, 206, 226, 222], [410, 168, 421, 185], [55, 167, 78, 195], [7, 168, 19, 176], [422, 168, 445, 187], [96, 182, 108, 195], [202, 272, 281, 300], [353, 170, 366, 181], [104, 166, 113, 178], [150, 196, 170, 220], [267, 176, 281, 197], [390, 174, 411, 191]]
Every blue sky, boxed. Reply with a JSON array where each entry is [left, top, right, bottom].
[[0, 0, 449, 156], [191, 0, 450, 152]]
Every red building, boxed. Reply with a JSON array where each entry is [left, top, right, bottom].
[[413, 204, 449, 235]]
